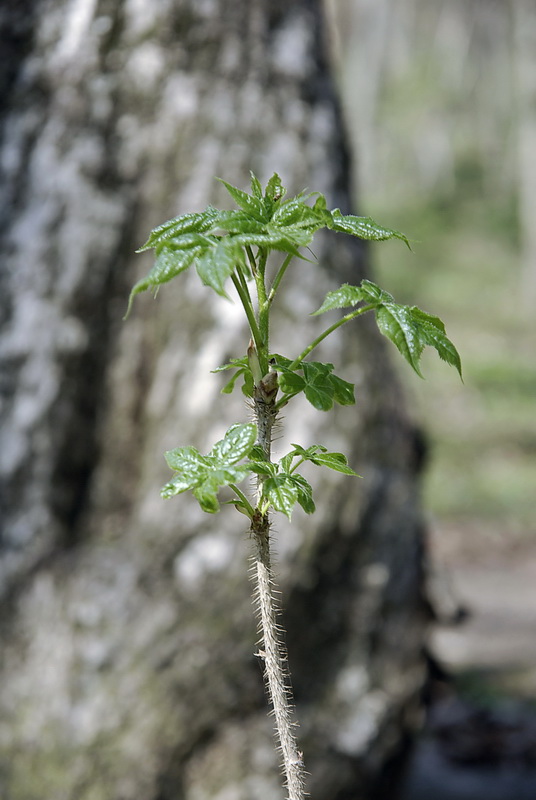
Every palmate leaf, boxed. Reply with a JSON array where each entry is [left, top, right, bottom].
[[374, 302, 462, 379], [260, 441, 359, 519], [312, 280, 462, 379], [262, 473, 315, 520], [161, 423, 257, 512], [287, 443, 359, 476]]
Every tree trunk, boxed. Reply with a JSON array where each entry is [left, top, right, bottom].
[[0, 1, 428, 798]]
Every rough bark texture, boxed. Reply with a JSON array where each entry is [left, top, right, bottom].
[[0, 1, 428, 798]]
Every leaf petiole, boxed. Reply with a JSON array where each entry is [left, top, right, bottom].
[[288, 303, 377, 371], [228, 483, 255, 518], [269, 253, 294, 303], [231, 273, 264, 355]]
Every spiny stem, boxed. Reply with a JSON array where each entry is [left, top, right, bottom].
[[251, 389, 306, 800]]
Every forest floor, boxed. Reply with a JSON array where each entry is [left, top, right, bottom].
[[400, 522, 536, 800]]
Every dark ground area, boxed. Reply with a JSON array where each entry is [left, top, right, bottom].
[[400, 528, 536, 800]]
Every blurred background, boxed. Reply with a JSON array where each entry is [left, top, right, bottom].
[[330, 1, 536, 797]]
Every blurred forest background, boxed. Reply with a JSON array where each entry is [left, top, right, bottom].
[[332, 0, 536, 718], [334, 0, 535, 549], [332, 2, 536, 793]]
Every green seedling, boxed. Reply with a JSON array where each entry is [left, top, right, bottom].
[[127, 173, 461, 799]]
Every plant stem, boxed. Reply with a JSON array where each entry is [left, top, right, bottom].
[[269, 253, 293, 303], [255, 249, 270, 374], [289, 303, 376, 370], [228, 483, 255, 517], [250, 389, 305, 800], [231, 273, 264, 355]]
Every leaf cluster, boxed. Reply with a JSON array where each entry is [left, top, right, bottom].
[[274, 356, 355, 410], [162, 423, 359, 520], [125, 173, 408, 316], [162, 423, 256, 513], [251, 442, 358, 520]]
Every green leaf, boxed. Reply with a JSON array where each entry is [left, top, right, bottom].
[[328, 209, 410, 247], [313, 280, 393, 315], [241, 369, 254, 397], [313, 283, 368, 315], [220, 369, 244, 395], [137, 207, 221, 251], [302, 362, 335, 411], [291, 474, 316, 514], [192, 483, 220, 513], [263, 476, 299, 520], [375, 303, 425, 377], [278, 452, 295, 474], [375, 301, 462, 379], [212, 356, 248, 373], [288, 443, 359, 476], [305, 450, 358, 476], [164, 444, 209, 474], [360, 279, 395, 304], [161, 424, 257, 512], [209, 423, 257, 464], [264, 173, 286, 203], [196, 239, 243, 297], [410, 307, 463, 378], [328, 373, 355, 406], [213, 210, 266, 235], [217, 178, 267, 222], [270, 198, 321, 230], [247, 460, 276, 477], [277, 370, 306, 397], [212, 357, 253, 394], [125, 246, 202, 317], [276, 359, 355, 410], [231, 231, 305, 257], [250, 171, 263, 199]]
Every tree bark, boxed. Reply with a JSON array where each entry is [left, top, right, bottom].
[[0, 2, 428, 799]]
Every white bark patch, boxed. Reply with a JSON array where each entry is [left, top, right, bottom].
[[53, 0, 98, 66], [271, 15, 314, 78], [174, 533, 235, 593], [335, 690, 389, 756]]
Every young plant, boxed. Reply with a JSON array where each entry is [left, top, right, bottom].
[[127, 173, 461, 800]]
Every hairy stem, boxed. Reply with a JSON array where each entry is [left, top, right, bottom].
[[250, 388, 305, 800]]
